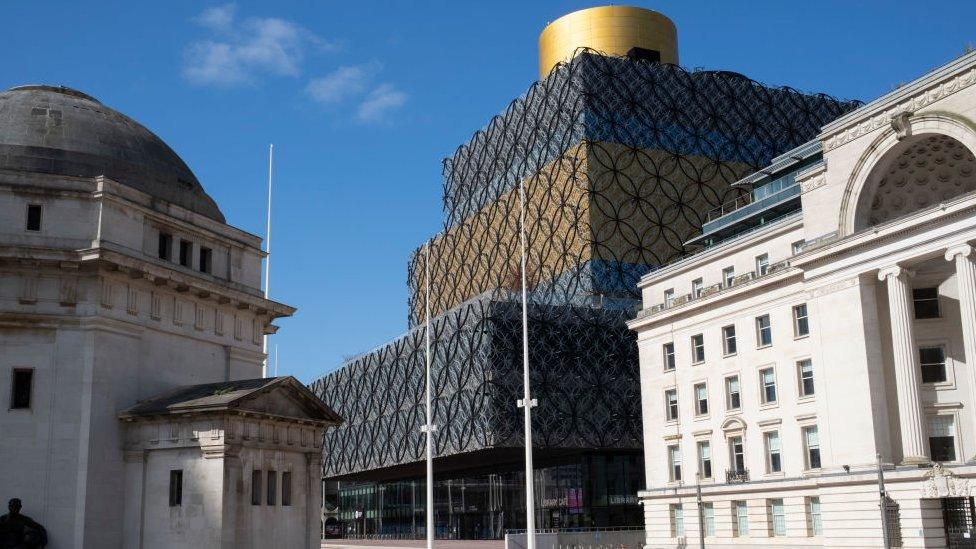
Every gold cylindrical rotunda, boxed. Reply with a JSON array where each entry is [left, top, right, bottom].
[[538, 5, 678, 78]]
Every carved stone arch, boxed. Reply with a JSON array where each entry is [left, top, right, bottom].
[[721, 416, 747, 436], [838, 112, 976, 236]]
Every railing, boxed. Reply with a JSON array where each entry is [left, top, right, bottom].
[[705, 174, 797, 222], [726, 468, 750, 483]]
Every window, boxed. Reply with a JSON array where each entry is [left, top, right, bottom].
[[723, 266, 735, 288], [169, 470, 183, 507], [760, 368, 777, 404], [692, 278, 703, 298], [663, 342, 676, 371], [729, 436, 745, 473], [929, 416, 956, 462], [668, 445, 682, 482], [25, 204, 42, 232], [281, 472, 292, 506], [919, 347, 947, 383], [803, 426, 821, 469], [768, 498, 786, 536], [755, 315, 772, 347], [755, 254, 769, 276], [665, 389, 678, 421], [697, 441, 712, 479], [694, 383, 708, 416], [267, 470, 277, 505], [199, 247, 212, 274], [158, 232, 172, 261], [703, 502, 715, 536], [791, 239, 805, 255], [691, 334, 705, 363], [725, 375, 741, 410], [179, 239, 192, 267], [251, 470, 262, 505], [806, 496, 822, 536], [912, 287, 941, 319], [793, 304, 810, 337], [664, 288, 675, 307], [10, 369, 33, 409], [722, 325, 737, 355], [764, 431, 782, 473], [669, 504, 684, 537], [798, 359, 815, 397], [733, 500, 749, 537]]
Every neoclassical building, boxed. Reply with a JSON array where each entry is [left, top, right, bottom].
[[0, 85, 340, 548], [629, 51, 976, 547]]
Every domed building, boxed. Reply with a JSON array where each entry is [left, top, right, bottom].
[[0, 85, 340, 549]]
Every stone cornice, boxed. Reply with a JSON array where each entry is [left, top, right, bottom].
[[822, 51, 976, 151]]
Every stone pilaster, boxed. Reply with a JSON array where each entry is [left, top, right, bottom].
[[878, 265, 929, 464], [946, 243, 976, 459]]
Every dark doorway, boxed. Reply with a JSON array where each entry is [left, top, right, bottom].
[[943, 497, 976, 548]]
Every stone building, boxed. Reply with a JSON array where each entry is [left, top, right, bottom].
[[629, 51, 976, 547], [0, 84, 339, 548]]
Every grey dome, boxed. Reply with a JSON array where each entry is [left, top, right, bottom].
[[0, 85, 224, 222]]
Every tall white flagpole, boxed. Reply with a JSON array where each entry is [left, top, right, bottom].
[[423, 240, 435, 549], [262, 143, 274, 378], [518, 177, 537, 549]]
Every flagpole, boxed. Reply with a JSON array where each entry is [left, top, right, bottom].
[[262, 144, 274, 378], [517, 177, 537, 549], [424, 240, 435, 549]]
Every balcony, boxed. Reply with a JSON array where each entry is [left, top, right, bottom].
[[725, 468, 750, 484]]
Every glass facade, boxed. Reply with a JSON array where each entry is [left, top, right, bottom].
[[334, 453, 643, 539]]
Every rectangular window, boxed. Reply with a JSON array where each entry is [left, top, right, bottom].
[[798, 359, 815, 397], [694, 383, 708, 416], [169, 470, 183, 507], [668, 445, 682, 482], [791, 239, 805, 255], [912, 287, 941, 319], [726, 375, 741, 410], [723, 266, 735, 288], [10, 369, 33, 409], [929, 415, 956, 462], [669, 503, 684, 537], [729, 436, 745, 473], [804, 426, 822, 469], [691, 334, 705, 363], [281, 472, 292, 506], [765, 431, 782, 473], [692, 278, 703, 298], [793, 303, 810, 337], [769, 498, 786, 536], [919, 346, 947, 383], [703, 502, 715, 537], [722, 325, 737, 355], [663, 342, 676, 371], [665, 389, 679, 421], [251, 470, 262, 505], [760, 367, 777, 404], [755, 254, 769, 276], [179, 239, 192, 267], [664, 288, 675, 307], [199, 247, 212, 274], [756, 314, 772, 347], [158, 232, 172, 261], [267, 470, 277, 505], [733, 500, 749, 537], [697, 441, 712, 479], [25, 204, 42, 232], [807, 496, 823, 536]]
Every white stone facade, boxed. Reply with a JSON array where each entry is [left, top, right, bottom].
[[629, 51, 976, 548]]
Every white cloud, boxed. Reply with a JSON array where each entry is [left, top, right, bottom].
[[356, 83, 407, 123], [305, 62, 382, 104], [184, 3, 337, 86]]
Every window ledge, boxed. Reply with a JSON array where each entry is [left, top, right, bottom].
[[692, 361, 705, 366], [797, 395, 816, 404], [759, 402, 779, 411], [756, 344, 773, 350], [723, 352, 737, 358], [802, 468, 823, 478], [764, 471, 786, 479], [794, 334, 810, 340], [694, 414, 711, 422]]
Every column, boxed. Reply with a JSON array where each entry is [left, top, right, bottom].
[[877, 266, 929, 464], [946, 243, 976, 459]]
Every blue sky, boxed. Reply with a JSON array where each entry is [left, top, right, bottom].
[[3, 1, 975, 382]]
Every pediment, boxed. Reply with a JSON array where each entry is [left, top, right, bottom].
[[235, 379, 343, 424]]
